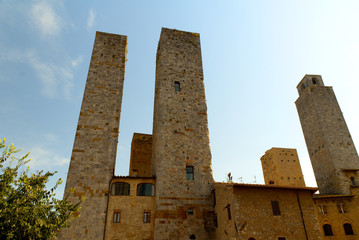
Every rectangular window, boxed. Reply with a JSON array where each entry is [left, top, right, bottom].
[[187, 208, 194, 215], [271, 201, 281, 216], [143, 212, 151, 223], [186, 166, 194, 180], [278, 237, 286, 240], [113, 212, 121, 223], [318, 205, 327, 214], [227, 206, 231, 220], [174, 81, 180, 92], [338, 203, 347, 213]]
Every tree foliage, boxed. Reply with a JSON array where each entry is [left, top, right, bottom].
[[0, 138, 82, 240]]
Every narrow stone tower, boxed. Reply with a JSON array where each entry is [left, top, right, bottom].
[[152, 28, 215, 239], [295, 75, 359, 195], [58, 32, 127, 239]]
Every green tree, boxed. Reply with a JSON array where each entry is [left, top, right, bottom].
[[0, 138, 82, 240]]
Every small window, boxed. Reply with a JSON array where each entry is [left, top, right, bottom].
[[174, 81, 180, 92], [187, 208, 194, 215], [337, 203, 347, 213], [312, 78, 317, 85], [269, 180, 274, 185], [137, 183, 155, 196], [111, 182, 130, 196], [271, 201, 281, 216], [227, 205, 231, 220], [318, 205, 327, 214], [351, 177, 355, 186], [248, 238, 256, 240], [113, 212, 121, 223], [143, 212, 151, 223], [190, 235, 196, 239], [323, 224, 333, 236], [344, 223, 354, 235], [186, 166, 194, 180], [278, 238, 286, 240]]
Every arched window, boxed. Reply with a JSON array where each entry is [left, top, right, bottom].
[[137, 183, 155, 196], [344, 223, 354, 235], [323, 224, 333, 236], [111, 182, 130, 196], [189, 234, 196, 239], [248, 238, 256, 240]]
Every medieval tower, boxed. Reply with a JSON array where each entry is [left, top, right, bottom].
[[152, 28, 214, 239], [58, 29, 359, 240], [295, 75, 359, 195], [58, 32, 127, 239]]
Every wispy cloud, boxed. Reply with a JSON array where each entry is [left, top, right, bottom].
[[71, 56, 83, 67], [31, 0, 62, 36], [28, 146, 69, 168], [26, 52, 74, 99], [0, 46, 75, 100], [87, 9, 96, 29]]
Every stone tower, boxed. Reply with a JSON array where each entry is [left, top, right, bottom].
[[58, 32, 127, 239], [152, 28, 215, 239], [295, 74, 359, 195], [261, 148, 305, 187]]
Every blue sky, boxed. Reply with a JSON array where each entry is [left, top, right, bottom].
[[1, 0, 359, 198]]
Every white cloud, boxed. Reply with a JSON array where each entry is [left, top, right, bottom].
[[27, 52, 58, 98], [71, 56, 83, 67], [31, 1, 61, 36], [28, 146, 69, 168], [0, 46, 74, 99], [87, 9, 96, 29]]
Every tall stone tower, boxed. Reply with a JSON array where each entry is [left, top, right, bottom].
[[261, 148, 305, 187], [58, 32, 127, 239], [295, 75, 359, 195], [152, 28, 215, 239]]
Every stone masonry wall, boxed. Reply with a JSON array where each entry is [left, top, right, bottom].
[[296, 75, 359, 195], [129, 133, 152, 177], [314, 195, 359, 239], [152, 28, 215, 239], [261, 148, 306, 187], [58, 32, 127, 239], [214, 183, 322, 240], [105, 177, 156, 240]]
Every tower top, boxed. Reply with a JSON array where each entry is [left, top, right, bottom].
[[296, 74, 324, 95]]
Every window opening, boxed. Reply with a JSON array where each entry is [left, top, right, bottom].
[[318, 205, 327, 214], [344, 223, 354, 235], [248, 238, 256, 240], [323, 224, 333, 236], [269, 180, 274, 185], [338, 203, 347, 213], [137, 183, 155, 196], [278, 238, 286, 240], [190, 234, 196, 239], [271, 201, 281, 216], [143, 212, 151, 223], [174, 81, 180, 92], [113, 212, 121, 223], [186, 166, 194, 180], [226, 204, 231, 220], [111, 182, 130, 196], [187, 208, 194, 215], [351, 177, 355, 186]]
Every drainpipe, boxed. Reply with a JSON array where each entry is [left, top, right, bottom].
[[297, 192, 309, 240]]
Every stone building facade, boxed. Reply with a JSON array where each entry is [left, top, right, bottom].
[[59, 28, 359, 240]]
